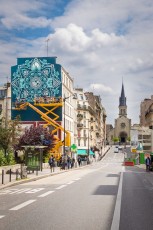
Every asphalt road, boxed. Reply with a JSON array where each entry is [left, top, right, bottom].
[[0, 147, 153, 230]]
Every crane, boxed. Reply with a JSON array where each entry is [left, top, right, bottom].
[[14, 99, 71, 159]]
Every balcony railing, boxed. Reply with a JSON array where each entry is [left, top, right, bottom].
[[77, 114, 83, 119], [77, 123, 83, 128]]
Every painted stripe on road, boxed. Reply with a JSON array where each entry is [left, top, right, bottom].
[[67, 181, 75, 184], [9, 200, 36, 211], [38, 191, 54, 197], [0, 215, 5, 219], [111, 172, 123, 230], [56, 185, 67, 190], [10, 188, 32, 194], [25, 188, 44, 193]]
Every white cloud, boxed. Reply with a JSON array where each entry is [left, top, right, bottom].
[[90, 83, 115, 95], [0, 0, 153, 125], [0, 0, 52, 29]]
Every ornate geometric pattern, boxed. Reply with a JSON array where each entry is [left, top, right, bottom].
[[12, 58, 61, 102]]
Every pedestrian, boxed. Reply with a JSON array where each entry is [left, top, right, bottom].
[[78, 156, 81, 167], [145, 157, 151, 171], [67, 156, 71, 169], [71, 158, 75, 168], [48, 155, 55, 172]]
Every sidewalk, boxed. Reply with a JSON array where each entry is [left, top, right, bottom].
[[0, 163, 90, 190], [0, 147, 110, 190]]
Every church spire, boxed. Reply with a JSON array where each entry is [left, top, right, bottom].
[[119, 82, 126, 106]]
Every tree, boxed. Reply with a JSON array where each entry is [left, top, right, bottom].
[[15, 125, 56, 163], [112, 137, 119, 144], [0, 116, 21, 157], [15, 125, 56, 150]]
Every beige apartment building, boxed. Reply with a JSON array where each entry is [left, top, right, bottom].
[[140, 95, 153, 126], [74, 88, 107, 158]]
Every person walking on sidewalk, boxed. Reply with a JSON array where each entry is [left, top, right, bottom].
[[48, 155, 55, 173], [145, 156, 151, 171]]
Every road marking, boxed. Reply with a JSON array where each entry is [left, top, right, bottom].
[[74, 178, 81, 180], [38, 191, 54, 197], [9, 200, 36, 211], [25, 188, 44, 193], [10, 188, 32, 194], [56, 185, 67, 190], [0, 188, 45, 195], [111, 172, 123, 230], [67, 181, 75, 184], [0, 215, 5, 219]]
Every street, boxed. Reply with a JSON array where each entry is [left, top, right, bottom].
[[0, 147, 153, 230]]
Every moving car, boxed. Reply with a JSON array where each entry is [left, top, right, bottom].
[[114, 147, 119, 153]]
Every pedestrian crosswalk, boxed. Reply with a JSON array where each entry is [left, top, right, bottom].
[[0, 188, 45, 195]]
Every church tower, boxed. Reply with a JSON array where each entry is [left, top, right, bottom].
[[119, 83, 127, 117], [114, 82, 131, 144]]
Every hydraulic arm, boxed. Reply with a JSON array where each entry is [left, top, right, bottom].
[[14, 101, 71, 155]]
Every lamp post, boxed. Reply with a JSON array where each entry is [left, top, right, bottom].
[[87, 119, 95, 159], [46, 38, 50, 57], [63, 94, 74, 158], [88, 120, 90, 157]]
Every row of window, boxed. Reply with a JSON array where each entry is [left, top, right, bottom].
[[62, 72, 72, 89]]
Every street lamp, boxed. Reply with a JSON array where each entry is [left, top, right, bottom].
[[63, 94, 75, 158], [87, 119, 95, 158], [45, 38, 50, 57]]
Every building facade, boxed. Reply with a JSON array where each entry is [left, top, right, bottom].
[[74, 89, 107, 158], [0, 82, 11, 125], [140, 95, 153, 126], [10, 57, 75, 154]]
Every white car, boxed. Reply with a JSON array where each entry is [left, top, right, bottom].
[[114, 147, 119, 153]]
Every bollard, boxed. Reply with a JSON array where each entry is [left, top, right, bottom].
[[9, 169, 11, 182], [36, 168, 38, 176], [2, 170, 4, 184], [16, 169, 19, 180]]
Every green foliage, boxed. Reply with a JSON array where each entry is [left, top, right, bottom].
[[0, 116, 21, 157], [112, 137, 119, 142], [0, 149, 15, 166], [6, 151, 16, 165], [0, 150, 6, 166]]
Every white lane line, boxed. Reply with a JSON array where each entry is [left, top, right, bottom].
[[11, 188, 31, 194], [0, 215, 5, 219], [111, 172, 123, 230], [38, 191, 54, 197], [67, 181, 75, 185], [25, 188, 44, 193], [74, 178, 81, 181], [56, 185, 67, 190], [9, 200, 36, 211]]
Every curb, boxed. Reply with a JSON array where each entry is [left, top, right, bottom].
[[0, 164, 90, 190]]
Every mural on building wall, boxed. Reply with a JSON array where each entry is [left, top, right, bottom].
[[12, 58, 61, 101], [11, 57, 62, 121]]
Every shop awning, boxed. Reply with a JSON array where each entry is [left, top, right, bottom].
[[89, 150, 94, 155], [77, 149, 95, 155], [77, 149, 87, 155]]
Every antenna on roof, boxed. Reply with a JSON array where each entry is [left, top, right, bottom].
[[45, 38, 50, 57]]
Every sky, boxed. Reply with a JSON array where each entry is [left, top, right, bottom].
[[0, 0, 153, 125]]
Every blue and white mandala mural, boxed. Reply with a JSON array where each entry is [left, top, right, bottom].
[[11, 57, 62, 121], [11, 57, 61, 102]]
